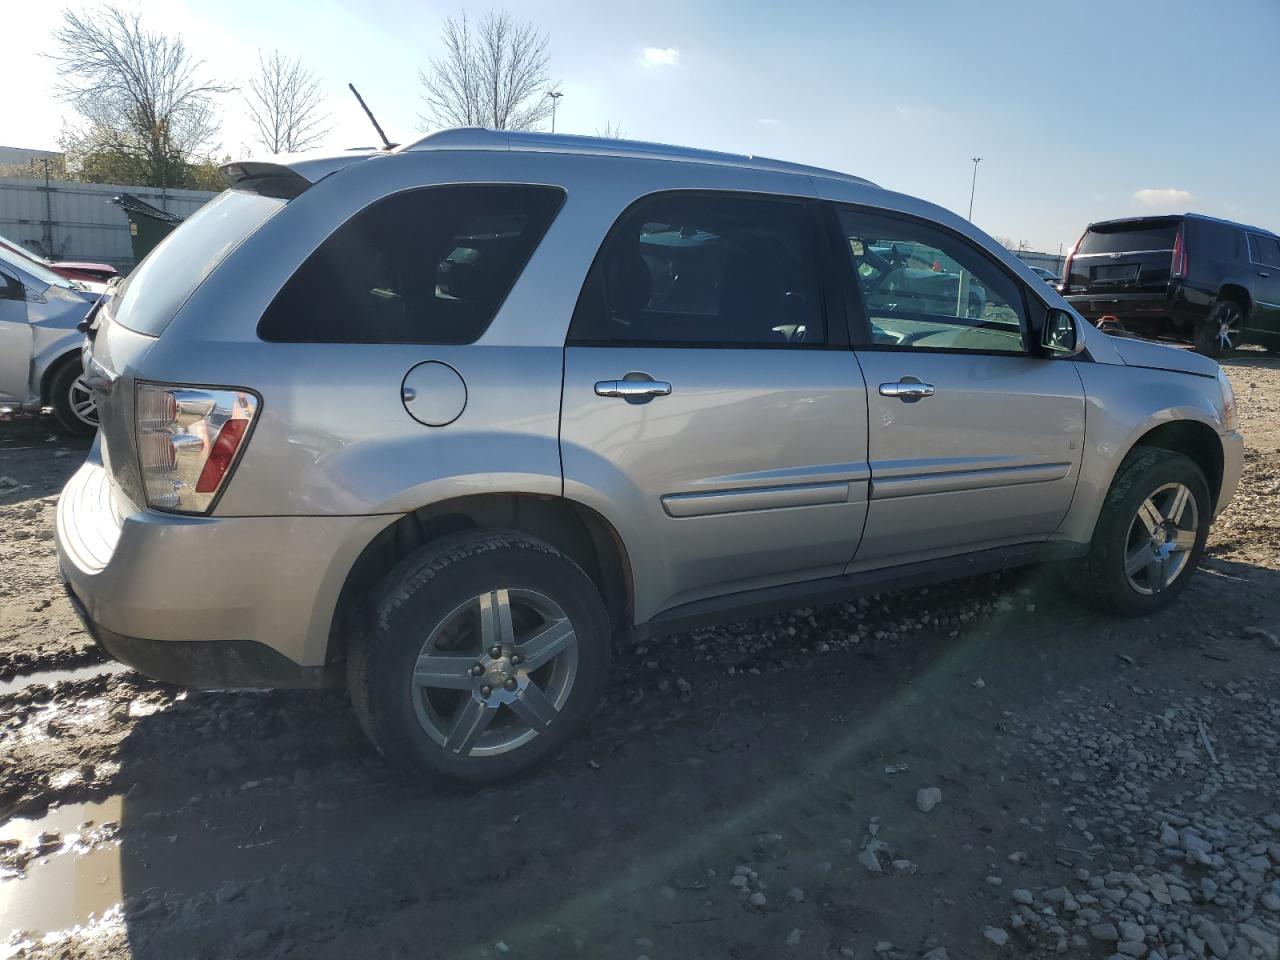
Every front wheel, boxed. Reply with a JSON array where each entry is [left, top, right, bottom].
[[1078, 448, 1211, 616], [1193, 298, 1245, 358], [49, 358, 98, 436], [348, 531, 611, 784]]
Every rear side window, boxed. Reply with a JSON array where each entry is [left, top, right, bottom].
[[260, 184, 563, 344], [1248, 233, 1280, 268], [1190, 220, 1241, 259], [569, 191, 825, 346], [1077, 221, 1179, 255], [114, 189, 286, 336]]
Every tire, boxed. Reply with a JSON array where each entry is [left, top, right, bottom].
[[48, 358, 98, 436], [1078, 448, 1211, 617], [347, 530, 611, 784], [1193, 298, 1246, 358]]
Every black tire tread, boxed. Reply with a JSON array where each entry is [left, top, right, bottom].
[[347, 529, 607, 783], [1079, 447, 1207, 615]]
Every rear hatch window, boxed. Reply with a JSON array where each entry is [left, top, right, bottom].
[[112, 189, 287, 337], [1067, 218, 1180, 294]]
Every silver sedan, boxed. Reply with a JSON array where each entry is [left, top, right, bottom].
[[0, 245, 102, 434]]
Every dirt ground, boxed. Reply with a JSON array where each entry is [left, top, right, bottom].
[[1, 354, 1278, 960]]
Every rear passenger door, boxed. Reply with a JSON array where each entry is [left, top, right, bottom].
[[559, 191, 870, 621], [827, 204, 1086, 568], [1246, 233, 1280, 335]]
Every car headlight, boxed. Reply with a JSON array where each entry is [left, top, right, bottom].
[[1217, 367, 1238, 431]]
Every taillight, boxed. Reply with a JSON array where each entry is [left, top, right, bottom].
[[135, 383, 258, 513], [1171, 225, 1189, 279]]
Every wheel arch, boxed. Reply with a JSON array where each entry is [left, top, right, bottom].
[[38, 348, 82, 405], [1217, 282, 1252, 316], [1126, 419, 1224, 509], [326, 493, 633, 665]]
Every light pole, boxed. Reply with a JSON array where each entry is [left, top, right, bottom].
[[967, 157, 982, 222], [546, 90, 564, 133]]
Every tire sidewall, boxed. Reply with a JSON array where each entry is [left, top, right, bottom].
[[1093, 453, 1211, 616], [1194, 300, 1243, 358], [363, 536, 610, 783], [49, 358, 97, 436]]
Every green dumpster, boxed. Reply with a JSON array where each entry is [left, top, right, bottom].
[[109, 193, 185, 266]]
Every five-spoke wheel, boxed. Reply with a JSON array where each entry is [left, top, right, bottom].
[[1080, 448, 1209, 615], [348, 531, 610, 784]]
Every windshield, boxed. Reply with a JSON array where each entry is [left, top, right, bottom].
[[112, 189, 287, 336], [0, 243, 77, 290], [1078, 221, 1179, 254]]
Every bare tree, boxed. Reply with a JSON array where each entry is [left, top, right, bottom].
[[50, 4, 231, 188], [245, 50, 331, 154], [418, 10, 557, 131], [596, 121, 625, 139]]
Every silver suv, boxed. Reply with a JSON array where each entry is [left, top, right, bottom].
[[56, 130, 1244, 783]]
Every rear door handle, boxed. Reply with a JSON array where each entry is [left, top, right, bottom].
[[594, 379, 672, 400], [879, 380, 935, 402], [1260, 271, 1272, 278]]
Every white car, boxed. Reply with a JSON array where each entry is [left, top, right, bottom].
[[0, 245, 103, 434]]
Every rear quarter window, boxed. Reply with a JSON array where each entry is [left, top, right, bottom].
[[258, 184, 564, 344], [113, 189, 287, 337]]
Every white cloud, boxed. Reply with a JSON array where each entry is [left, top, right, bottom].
[[757, 117, 779, 126], [638, 47, 680, 68], [1133, 187, 1192, 209]]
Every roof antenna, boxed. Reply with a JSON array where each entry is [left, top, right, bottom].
[[349, 83, 395, 150]]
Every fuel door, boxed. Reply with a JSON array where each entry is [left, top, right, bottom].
[[402, 360, 467, 426]]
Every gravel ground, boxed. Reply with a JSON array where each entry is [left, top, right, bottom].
[[1, 354, 1277, 960]]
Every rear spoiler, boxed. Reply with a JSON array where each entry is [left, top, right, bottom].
[[220, 150, 378, 198]]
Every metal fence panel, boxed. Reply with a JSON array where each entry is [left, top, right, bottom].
[[0, 177, 217, 272]]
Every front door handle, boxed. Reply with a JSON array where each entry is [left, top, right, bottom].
[[595, 378, 672, 400], [879, 380, 935, 402]]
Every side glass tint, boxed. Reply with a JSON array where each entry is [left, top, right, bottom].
[[259, 184, 563, 344], [836, 208, 1027, 354], [569, 192, 824, 347]]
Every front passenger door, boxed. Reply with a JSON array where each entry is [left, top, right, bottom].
[[829, 206, 1086, 568]]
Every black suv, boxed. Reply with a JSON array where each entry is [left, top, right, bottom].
[[1063, 214, 1280, 357]]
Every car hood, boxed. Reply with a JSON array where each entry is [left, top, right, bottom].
[[1110, 336, 1218, 377]]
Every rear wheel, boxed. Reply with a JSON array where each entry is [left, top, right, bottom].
[[1078, 448, 1210, 616], [348, 530, 611, 784], [49, 358, 98, 436], [1193, 298, 1245, 358]]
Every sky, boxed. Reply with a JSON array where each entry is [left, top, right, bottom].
[[7, 0, 1280, 254]]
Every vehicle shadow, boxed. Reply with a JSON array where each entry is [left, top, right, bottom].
[[106, 554, 1280, 960], [0, 420, 90, 506]]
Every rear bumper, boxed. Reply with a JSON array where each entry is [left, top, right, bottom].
[[55, 454, 393, 686], [1066, 285, 1213, 337]]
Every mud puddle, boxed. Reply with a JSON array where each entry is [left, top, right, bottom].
[[0, 662, 128, 697], [0, 797, 124, 942]]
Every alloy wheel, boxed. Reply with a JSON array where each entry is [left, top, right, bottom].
[[410, 588, 578, 757], [1123, 482, 1199, 595], [68, 374, 98, 427], [1213, 302, 1243, 354]]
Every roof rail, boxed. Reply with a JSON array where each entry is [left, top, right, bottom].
[[397, 128, 877, 187]]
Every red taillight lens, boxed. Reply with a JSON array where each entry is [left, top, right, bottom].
[[196, 417, 250, 493], [1171, 226, 1188, 278]]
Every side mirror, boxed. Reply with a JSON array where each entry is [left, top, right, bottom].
[[1041, 308, 1085, 358]]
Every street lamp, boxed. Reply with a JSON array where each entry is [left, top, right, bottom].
[[967, 157, 982, 222], [546, 90, 564, 133]]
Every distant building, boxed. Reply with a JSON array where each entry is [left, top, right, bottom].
[[0, 145, 63, 169]]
